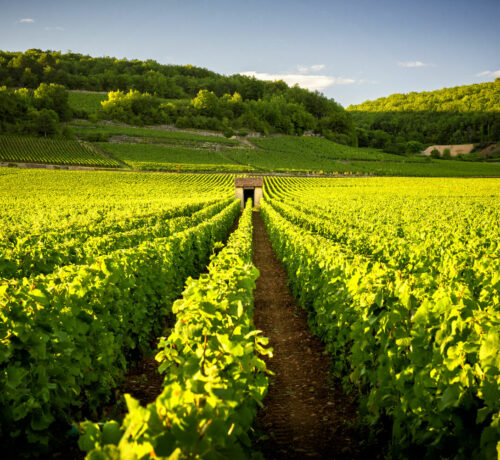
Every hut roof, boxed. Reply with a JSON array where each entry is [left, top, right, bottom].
[[235, 177, 263, 187]]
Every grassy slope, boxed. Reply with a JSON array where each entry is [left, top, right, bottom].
[[19, 90, 494, 176], [97, 142, 253, 172], [227, 147, 500, 176], [223, 135, 500, 176], [251, 136, 420, 162], [70, 122, 240, 146], [68, 91, 108, 113]]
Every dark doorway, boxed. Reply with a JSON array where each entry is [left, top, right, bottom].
[[243, 188, 254, 206]]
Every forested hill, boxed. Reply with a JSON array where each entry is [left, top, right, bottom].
[[0, 48, 307, 100], [0, 49, 356, 144], [347, 80, 500, 112], [346, 80, 500, 151]]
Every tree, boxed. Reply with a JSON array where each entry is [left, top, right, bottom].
[[405, 140, 423, 154], [441, 148, 451, 159], [100, 90, 166, 125], [21, 68, 38, 88], [34, 83, 71, 120], [33, 108, 59, 136], [191, 90, 219, 116]]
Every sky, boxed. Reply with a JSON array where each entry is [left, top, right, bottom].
[[0, 0, 499, 107]]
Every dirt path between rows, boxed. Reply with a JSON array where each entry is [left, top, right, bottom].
[[252, 210, 367, 460]]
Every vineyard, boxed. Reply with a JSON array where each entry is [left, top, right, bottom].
[[225, 141, 500, 176], [0, 169, 263, 456], [0, 136, 119, 167], [0, 168, 499, 459], [70, 121, 240, 146], [1, 127, 500, 176], [96, 142, 253, 172], [251, 136, 412, 162], [261, 176, 500, 459]]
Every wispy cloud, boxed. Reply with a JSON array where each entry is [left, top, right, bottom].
[[18, 18, 35, 23], [476, 70, 500, 78], [45, 26, 65, 31], [240, 71, 356, 91], [398, 61, 430, 68], [297, 64, 325, 73]]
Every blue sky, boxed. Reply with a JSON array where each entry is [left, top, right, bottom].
[[1, 0, 499, 106]]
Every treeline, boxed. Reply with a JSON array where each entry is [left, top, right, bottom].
[[0, 49, 357, 143], [353, 111, 500, 152], [348, 80, 500, 153], [348, 81, 500, 113], [0, 83, 72, 136], [97, 88, 355, 142]]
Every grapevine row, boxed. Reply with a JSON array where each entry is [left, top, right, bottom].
[[261, 178, 499, 459], [0, 199, 240, 454], [1, 198, 232, 279], [79, 199, 271, 459], [0, 136, 120, 167]]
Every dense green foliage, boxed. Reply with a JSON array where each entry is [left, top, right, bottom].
[[0, 170, 238, 454], [352, 111, 500, 151], [0, 136, 119, 167], [262, 177, 500, 459], [80, 199, 271, 459], [348, 81, 500, 150], [1, 167, 499, 459], [349, 81, 500, 113], [0, 49, 357, 142], [3, 49, 499, 151], [0, 83, 72, 136], [95, 87, 356, 141]]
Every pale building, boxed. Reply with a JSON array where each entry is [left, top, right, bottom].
[[234, 177, 263, 208]]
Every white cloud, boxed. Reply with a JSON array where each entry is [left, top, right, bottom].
[[476, 70, 500, 78], [240, 71, 356, 91], [310, 64, 325, 72], [18, 18, 35, 23], [297, 64, 326, 73], [45, 26, 65, 31], [398, 61, 429, 68]]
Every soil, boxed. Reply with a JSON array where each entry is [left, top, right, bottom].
[[240, 138, 259, 149], [479, 143, 499, 157], [38, 209, 383, 460], [116, 354, 165, 407], [252, 210, 367, 460], [422, 144, 474, 157]]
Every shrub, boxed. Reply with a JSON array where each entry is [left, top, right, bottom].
[[430, 148, 441, 159], [223, 127, 235, 138], [441, 148, 451, 159], [406, 140, 424, 154]]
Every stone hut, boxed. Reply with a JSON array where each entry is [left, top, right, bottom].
[[235, 177, 263, 208]]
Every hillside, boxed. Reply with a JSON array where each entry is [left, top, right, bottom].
[[347, 80, 500, 153], [0, 49, 356, 144], [348, 81, 500, 112], [2, 119, 499, 176], [0, 49, 499, 175]]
